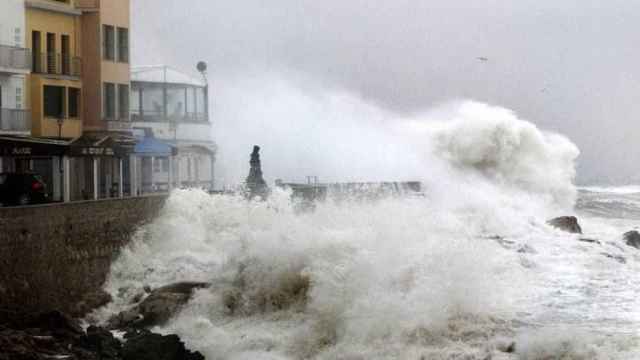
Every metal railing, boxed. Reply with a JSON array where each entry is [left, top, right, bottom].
[[131, 111, 208, 123], [0, 109, 31, 132], [0, 45, 31, 71], [32, 52, 81, 77]]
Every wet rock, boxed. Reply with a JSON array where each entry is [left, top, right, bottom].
[[0, 310, 98, 360], [547, 216, 582, 234], [623, 230, 640, 249], [0, 309, 205, 360], [76, 325, 122, 359], [108, 282, 209, 329], [74, 290, 113, 317], [122, 329, 204, 360]]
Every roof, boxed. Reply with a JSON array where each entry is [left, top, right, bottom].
[[131, 65, 206, 87]]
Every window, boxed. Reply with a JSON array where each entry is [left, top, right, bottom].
[[32, 31, 41, 73], [118, 84, 129, 120], [162, 158, 170, 172], [103, 25, 115, 61], [130, 86, 140, 116], [43, 86, 65, 118], [46, 33, 56, 74], [153, 158, 162, 173], [68, 88, 80, 118], [61, 35, 70, 75], [117, 27, 129, 63], [103, 83, 115, 120], [140, 86, 164, 120]]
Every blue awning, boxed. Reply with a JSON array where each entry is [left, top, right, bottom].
[[134, 136, 176, 156]]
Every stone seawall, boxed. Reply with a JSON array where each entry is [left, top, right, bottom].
[[0, 195, 167, 316]]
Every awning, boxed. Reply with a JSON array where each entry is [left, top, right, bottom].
[[68, 135, 134, 157], [134, 136, 177, 157], [0, 136, 68, 157]]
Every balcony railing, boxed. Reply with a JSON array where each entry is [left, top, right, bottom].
[[0, 109, 31, 132], [33, 52, 81, 77], [131, 111, 208, 123], [0, 45, 31, 72]]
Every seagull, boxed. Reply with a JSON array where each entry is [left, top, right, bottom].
[[477, 57, 489, 62]]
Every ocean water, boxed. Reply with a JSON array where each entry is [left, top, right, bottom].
[[92, 102, 640, 359]]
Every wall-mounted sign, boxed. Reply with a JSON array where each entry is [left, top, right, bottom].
[[68, 146, 119, 157]]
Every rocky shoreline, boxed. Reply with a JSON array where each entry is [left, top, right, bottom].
[[0, 308, 204, 360]]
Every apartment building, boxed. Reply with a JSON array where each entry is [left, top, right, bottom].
[[26, 0, 83, 139], [76, 0, 130, 133], [0, 0, 31, 140]]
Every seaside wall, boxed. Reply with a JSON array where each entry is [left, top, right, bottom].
[[0, 195, 167, 316]]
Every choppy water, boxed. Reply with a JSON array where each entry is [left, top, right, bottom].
[[92, 103, 640, 359]]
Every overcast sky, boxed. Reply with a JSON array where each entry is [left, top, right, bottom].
[[133, 0, 640, 185]]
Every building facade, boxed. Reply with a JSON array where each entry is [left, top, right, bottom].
[[76, 0, 130, 132], [26, 0, 83, 139], [130, 65, 216, 192], [0, 0, 31, 141]]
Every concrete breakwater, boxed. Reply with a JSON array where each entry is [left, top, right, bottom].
[[0, 195, 167, 316]]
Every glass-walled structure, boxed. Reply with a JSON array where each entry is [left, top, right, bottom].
[[130, 65, 216, 191], [130, 66, 207, 124]]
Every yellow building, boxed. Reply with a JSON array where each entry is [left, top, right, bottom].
[[26, 0, 83, 139], [77, 0, 130, 133]]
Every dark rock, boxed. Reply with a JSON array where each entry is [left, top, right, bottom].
[[623, 230, 640, 249], [122, 329, 204, 360], [154, 282, 209, 295], [0, 309, 204, 360], [108, 282, 209, 329], [547, 216, 582, 234], [579, 238, 601, 245], [76, 325, 122, 359], [74, 290, 113, 317]]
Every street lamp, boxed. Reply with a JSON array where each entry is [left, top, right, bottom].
[[196, 61, 209, 122], [56, 113, 65, 139]]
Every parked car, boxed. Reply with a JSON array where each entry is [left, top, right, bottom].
[[0, 173, 49, 206]]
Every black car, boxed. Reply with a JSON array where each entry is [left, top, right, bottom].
[[0, 173, 49, 206]]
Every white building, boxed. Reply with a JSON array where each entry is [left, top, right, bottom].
[[0, 0, 30, 173], [130, 65, 216, 192], [0, 0, 30, 137]]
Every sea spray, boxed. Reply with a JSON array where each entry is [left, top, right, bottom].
[[90, 99, 634, 358]]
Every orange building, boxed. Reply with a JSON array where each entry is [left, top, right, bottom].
[[76, 0, 130, 133], [26, 0, 84, 139]]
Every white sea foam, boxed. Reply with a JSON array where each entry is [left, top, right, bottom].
[[579, 185, 640, 195], [91, 99, 640, 358]]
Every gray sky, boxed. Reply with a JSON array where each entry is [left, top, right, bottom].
[[133, 0, 640, 184]]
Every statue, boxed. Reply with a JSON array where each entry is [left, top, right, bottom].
[[245, 145, 268, 199]]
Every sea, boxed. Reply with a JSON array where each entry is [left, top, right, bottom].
[[92, 102, 640, 359]]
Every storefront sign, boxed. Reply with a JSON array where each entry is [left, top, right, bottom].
[[68, 144, 130, 157], [79, 147, 115, 156], [10, 147, 32, 156]]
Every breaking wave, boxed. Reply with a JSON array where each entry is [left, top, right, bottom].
[[90, 101, 640, 359]]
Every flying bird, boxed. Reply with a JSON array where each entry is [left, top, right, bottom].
[[477, 57, 489, 62]]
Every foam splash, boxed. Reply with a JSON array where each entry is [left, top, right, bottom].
[[93, 100, 600, 358]]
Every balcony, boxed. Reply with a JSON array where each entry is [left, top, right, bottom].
[[75, 0, 100, 9], [0, 109, 31, 133], [33, 52, 81, 77], [0, 45, 31, 74]]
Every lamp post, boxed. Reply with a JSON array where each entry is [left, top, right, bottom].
[[56, 113, 65, 139], [197, 61, 209, 122], [197, 61, 214, 190]]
